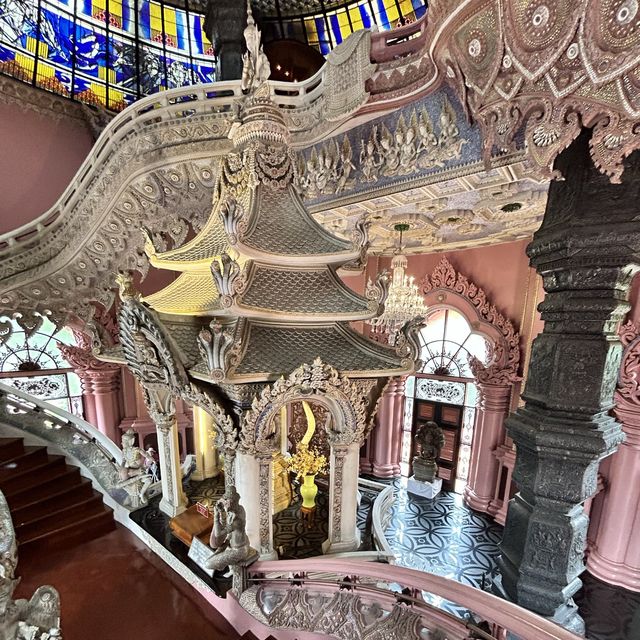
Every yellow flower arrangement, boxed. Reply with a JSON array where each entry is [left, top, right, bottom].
[[286, 443, 328, 479]]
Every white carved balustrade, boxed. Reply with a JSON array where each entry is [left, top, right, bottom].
[[243, 558, 583, 640]]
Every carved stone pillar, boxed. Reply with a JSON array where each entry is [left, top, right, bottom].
[[142, 388, 188, 519], [464, 381, 512, 514], [235, 452, 275, 559], [58, 343, 121, 442], [496, 131, 640, 632], [587, 322, 640, 591], [192, 406, 219, 481], [372, 377, 405, 478], [203, 1, 247, 82], [323, 442, 361, 554]]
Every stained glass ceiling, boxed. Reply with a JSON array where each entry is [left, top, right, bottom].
[[0, 0, 426, 111]]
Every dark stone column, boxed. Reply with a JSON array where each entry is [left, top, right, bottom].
[[203, 0, 248, 81], [496, 130, 640, 632]]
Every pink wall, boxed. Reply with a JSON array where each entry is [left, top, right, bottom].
[[363, 239, 543, 375], [0, 102, 93, 234]]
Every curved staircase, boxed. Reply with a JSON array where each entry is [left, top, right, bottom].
[[0, 436, 114, 553]]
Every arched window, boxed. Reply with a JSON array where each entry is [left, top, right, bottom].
[[0, 314, 83, 416], [418, 308, 489, 378], [402, 308, 490, 493]]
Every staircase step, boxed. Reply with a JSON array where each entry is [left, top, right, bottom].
[[4, 467, 82, 508], [0, 456, 68, 495], [11, 479, 96, 527], [16, 494, 106, 541], [18, 507, 115, 553], [0, 446, 49, 481], [0, 438, 25, 463]]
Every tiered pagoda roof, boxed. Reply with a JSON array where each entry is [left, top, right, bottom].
[[106, 56, 415, 385]]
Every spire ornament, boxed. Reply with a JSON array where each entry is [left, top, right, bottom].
[[241, 1, 271, 95]]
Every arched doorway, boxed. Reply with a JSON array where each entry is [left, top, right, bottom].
[[401, 307, 489, 493]]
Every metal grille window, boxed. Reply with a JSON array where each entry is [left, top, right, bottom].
[[0, 314, 84, 417]]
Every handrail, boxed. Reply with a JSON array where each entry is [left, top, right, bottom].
[[370, 484, 396, 560], [249, 558, 582, 640], [0, 381, 122, 463], [370, 13, 428, 63], [0, 381, 137, 507], [0, 71, 331, 255], [248, 575, 479, 639]]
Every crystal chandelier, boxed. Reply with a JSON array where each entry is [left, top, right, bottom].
[[369, 223, 428, 342]]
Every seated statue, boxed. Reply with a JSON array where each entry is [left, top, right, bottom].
[[412, 421, 446, 483], [206, 486, 257, 572]]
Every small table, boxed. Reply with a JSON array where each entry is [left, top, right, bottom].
[[301, 505, 316, 529], [170, 504, 213, 547]]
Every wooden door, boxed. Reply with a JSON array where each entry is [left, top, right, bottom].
[[411, 399, 463, 492]]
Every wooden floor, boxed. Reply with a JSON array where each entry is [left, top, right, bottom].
[[15, 525, 246, 640]]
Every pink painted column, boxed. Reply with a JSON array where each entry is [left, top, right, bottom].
[[372, 377, 405, 478], [587, 321, 640, 591], [490, 443, 516, 526], [464, 381, 512, 514], [87, 368, 122, 443], [58, 343, 122, 442]]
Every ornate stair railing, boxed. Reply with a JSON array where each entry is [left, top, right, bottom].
[[0, 381, 152, 508], [370, 483, 396, 561], [242, 558, 582, 640], [0, 489, 62, 638]]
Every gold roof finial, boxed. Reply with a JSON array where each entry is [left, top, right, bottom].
[[115, 272, 140, 301]]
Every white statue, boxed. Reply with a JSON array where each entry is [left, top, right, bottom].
[[116, 429, 156, 507], [206, 486, 257, 571], [241, 2, 270, 94]]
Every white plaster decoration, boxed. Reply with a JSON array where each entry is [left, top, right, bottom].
[[415, 378, 466, 405]]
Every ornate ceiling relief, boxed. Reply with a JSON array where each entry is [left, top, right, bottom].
[[432, 0, 640, 182]]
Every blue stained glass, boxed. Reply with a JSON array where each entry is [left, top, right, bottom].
[[359, 4, 372, 29], [329, 13, 342, 45], [175, 8, 186, 50], [190, 14, 204, 54], [412, 0, 427, 18], [376, 0, 390, 29], [139, 0, 151, 38]]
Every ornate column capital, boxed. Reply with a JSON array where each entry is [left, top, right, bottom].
[[57, 343, 119, 373]]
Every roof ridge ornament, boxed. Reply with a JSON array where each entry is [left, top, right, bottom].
[[241, 0, 271, 96]]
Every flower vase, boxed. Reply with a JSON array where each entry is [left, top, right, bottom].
[[300, 474, 318, 509]]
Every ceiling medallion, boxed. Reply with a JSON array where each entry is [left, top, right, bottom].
[[368, 223, 428, 344]]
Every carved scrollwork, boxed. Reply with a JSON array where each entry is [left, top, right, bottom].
[[219, 197, 247, 246], [210, 254, 247, 308], [197, 321, 241, 382], [240, 358, 370, 455], [435, 0, 640, 181], [394, 316, 425, 372], [365, 269, 390, 314], [617, 320, 640, 408]]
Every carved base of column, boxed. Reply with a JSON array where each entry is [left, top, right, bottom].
[[492, 574, 586, 636], [371, 461, 401, 478], [587, 548, 640, 592], [463, 485, 492, 513], [322, 528, 361, 555], [159, 497, 187, 518]]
